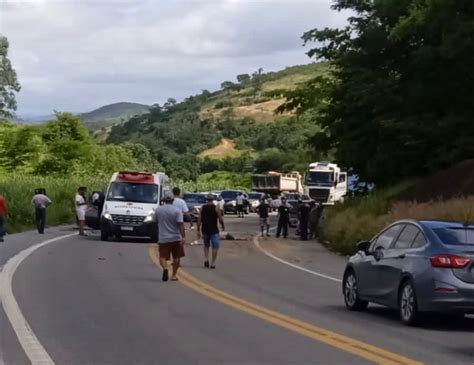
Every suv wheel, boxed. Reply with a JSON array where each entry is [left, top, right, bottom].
[[343, 270, 368, 311], [399, 280, 419, 326], [100, 229, 109, 241]]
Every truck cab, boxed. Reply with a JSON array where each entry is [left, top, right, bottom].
[[99, 171, 170, 241], [305, 162, 347, 205]]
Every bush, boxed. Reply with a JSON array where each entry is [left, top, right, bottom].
[[0, 174, 107, 233], [320, 182, 474, 255]]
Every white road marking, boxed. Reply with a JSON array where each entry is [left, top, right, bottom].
[[253, 235, 342, 283], [0, 233, 76, 365]]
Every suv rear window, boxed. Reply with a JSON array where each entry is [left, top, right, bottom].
[[433, 227, 474, 245]]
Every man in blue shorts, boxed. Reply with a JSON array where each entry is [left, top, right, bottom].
[[197, 194, 225, 269]]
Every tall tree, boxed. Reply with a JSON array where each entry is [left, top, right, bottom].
[[0, 35, 21, 118], [281, 0, 474, 183]]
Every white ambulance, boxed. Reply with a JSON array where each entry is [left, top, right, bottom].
[[100, 171, 170, 241]]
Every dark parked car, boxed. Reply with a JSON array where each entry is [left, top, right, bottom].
[[342, 220, 474, 325], [182, 193, 207, 221]]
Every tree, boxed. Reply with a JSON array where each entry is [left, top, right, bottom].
[[281, 0, 474, 183], [236, 74, 251, 84], [220, 81, 237, 91], [0, 35, 21, 118]]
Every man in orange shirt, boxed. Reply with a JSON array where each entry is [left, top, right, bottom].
[[0, 194, 7, 242]]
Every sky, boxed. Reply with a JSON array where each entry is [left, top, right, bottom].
[[0, 0, 349, 116]]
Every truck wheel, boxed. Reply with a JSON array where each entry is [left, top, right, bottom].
[[100, 229, 109, 241]]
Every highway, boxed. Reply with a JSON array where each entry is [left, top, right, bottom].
[[0, 214, 473, 365]]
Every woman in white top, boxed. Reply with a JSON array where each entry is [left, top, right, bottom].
[[75, 187, 88, 236]]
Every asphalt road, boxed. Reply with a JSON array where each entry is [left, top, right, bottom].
[[0, 215, 473, 365]]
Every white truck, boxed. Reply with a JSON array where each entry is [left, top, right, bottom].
[[251, 171, 303, 195], [305, 162, 347, 205], [99, 171, 170, 241]]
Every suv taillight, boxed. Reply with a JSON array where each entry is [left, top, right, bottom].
[[430, 255, 471, 268]]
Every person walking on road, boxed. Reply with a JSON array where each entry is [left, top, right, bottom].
[[32, 188, 52, 234], [197, 193, 225, 269], [298, 199, 310, 241], [236, 192, 245, 218], [155, 191, 186, 281], [172, 187, 192, 230], [257, 198, 271, 237], [276, 197, 290, 239], [75, 187, 88, 236], [0, 194, 7, 242]]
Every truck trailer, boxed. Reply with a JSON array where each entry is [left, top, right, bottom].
[[251, 171, 303, 195]]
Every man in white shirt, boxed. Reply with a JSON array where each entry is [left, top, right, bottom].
[[236, 192, 245, 218], [31, 188, 52, 234], [172, 187, 192, 230], [75, 187, 88, 236]]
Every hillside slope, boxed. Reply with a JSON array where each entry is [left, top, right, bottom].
[[82, 102, 150, 131], [105, 62, 326, 178]]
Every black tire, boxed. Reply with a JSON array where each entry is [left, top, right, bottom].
[[399, 280, 419, 326], [150, 229, 158, 243], [343, 270, 368, 311], [100, 229, 109, 241]]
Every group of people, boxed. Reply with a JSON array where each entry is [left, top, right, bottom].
[[256, 196, 324, 241], [155, 188, 224, 282]]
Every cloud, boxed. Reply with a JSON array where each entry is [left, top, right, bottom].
[[0, 0, 349, 114]]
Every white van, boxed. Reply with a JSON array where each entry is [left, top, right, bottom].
[[100, 171, 170, 241]]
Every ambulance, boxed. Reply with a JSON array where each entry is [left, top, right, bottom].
[[100, 171, 170, 241]]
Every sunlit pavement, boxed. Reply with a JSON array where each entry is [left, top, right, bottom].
[[1, 216, 473, 365]]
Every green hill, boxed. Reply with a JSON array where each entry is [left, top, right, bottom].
[[81, 102, 150, 129], [105, 63, 328, 178]]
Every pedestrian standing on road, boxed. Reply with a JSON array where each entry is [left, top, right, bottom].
[[276, 197, 290, 239], [0, 194, 7, 242], [197, 193, 225, 269], [155, 191, 186, 281], [172, 187, 192, 230], [309, 203, 324, 240], [236, 192, 245, 218], [31, 188, 52, 234], [257, 198, 271, 237], [91, 191, 105, 221], [75, 187, 88, 236], [298, 200, 310, 241]]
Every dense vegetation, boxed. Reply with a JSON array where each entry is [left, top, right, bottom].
[[0, 113, 160, 177], [0, 35, 21, 118], [280, 0, 474, 184], [107, 63, 329, 180]]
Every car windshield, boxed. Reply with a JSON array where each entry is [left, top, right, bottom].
[[433, 227, 474, 245], [107, 182, 158, 204], [221, 191, 239, 200], [248, 193, 263, 199], [307, 171, 333, 185], [183, 194, 206, 203]]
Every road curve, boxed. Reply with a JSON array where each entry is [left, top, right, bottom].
[[1, 216, 473, 364]]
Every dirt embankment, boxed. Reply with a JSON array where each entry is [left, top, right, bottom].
[[395, 159, 474, 202]]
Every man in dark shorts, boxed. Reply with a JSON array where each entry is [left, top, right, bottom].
[[257, 198, 271, 237], [276, 197, 290, 238], [197, 194, 225, 269], [236, 192, 245, 218], [155, 191, 186, 281]]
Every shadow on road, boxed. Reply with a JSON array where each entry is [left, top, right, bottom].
[[325, 304, 474, 332]]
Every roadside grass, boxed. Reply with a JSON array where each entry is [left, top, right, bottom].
[[321, 182, 474, 255], [0, 174, 107, 233]]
